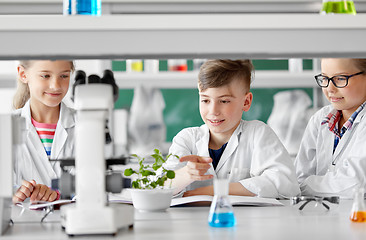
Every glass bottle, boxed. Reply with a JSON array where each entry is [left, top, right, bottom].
[[321, 0, 357, 15], [63, 0, 102, 16], [208, 178, 236, 228], [350, 187, 366, 222]]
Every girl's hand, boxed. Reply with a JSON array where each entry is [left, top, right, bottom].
[[12, 180, 36, 204], [30, 184, 58, 202]]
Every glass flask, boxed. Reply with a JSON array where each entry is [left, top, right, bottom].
[[350, 187, 366, 222], [208, 179, 236, 228], [321, 0, 357, 15]]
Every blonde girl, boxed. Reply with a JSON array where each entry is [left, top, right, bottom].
[[13, 60, 75, 203], [295, 58, 366, 198]]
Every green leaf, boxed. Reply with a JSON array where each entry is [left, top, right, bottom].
[[142, 178, 149, 184], [141, 170, 155, 177], [152, 164, 161, 171], [132, 181, 140, 189], [166, 170, 175, 179], [124, 168, 135, 176], [150, 182, 157, 188]]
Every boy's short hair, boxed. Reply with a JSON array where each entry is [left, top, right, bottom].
[[198, 59, 254, 92]]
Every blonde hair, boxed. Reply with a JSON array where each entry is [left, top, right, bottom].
[[13, 60, 75, 109], [198, 59, 254, 92], [352, 59, 366, 72]]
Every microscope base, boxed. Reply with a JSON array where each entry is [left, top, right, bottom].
[[61, 204, 134, 236], [0, 198, 12, 235]]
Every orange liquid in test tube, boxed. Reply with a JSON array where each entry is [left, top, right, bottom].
[[350, 211, 366, 222]]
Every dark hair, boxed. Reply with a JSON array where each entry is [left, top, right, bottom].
[[198, 59, 254, 92]]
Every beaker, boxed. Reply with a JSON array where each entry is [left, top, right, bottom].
[[208, 179, 236, 228], [350, 187, 366, 222], [321, 0, 357, 15]]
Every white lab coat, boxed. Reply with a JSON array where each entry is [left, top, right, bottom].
[[295, 104, 366, 199], [167, 120, 300, 198], [13, 101, 75, 188]]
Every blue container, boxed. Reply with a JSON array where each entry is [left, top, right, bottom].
[[64, 0, 101, 16], [208, 212, 236, 228]]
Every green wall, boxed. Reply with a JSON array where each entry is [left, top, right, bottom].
[[113, 59, 314, 141]]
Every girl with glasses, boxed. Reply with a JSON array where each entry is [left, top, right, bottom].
[[295, 58, 366, 199]]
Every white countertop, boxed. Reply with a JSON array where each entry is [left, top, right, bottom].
[[2, 199, 365, 240]]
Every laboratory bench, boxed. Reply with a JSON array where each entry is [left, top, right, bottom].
[[2, 200, 365, 240]]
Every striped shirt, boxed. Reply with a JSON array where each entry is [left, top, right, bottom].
[[31, 118, 57, 158], [321, 101, 366, 153]]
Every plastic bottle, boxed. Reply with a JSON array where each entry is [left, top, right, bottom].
[[193, 59, 206, 71], [208, 179, 236, 228], [350, 187, 366, 222], [63, 0, 102, 16], [168, 59, 188, 72], [126, 60, 143, 73], [321, 0, 356, 15]]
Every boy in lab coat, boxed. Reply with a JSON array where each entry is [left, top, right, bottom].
[[295, 58, 366, 198], [12, 60, 75, 203], [166, 59, 300, 198]]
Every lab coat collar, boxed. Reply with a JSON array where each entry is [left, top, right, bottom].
[[332, 105, 366, 163], [20, 101, 52, 177], [20, 101, 75, 160], [51, 102, 75, 160], [353, 104, 366, 124], [20, 101, 75, 129], [196, 120, 243, 177], [215, 120, 242, 174]]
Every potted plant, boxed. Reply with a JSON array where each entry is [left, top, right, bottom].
[[124, 149, 179, 212]]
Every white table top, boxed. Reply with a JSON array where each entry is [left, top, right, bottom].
[[2, 200, 366, 240]]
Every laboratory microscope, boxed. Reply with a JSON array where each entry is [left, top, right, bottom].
[[58, 70, 134, 236], [0, 114, 25, 235]]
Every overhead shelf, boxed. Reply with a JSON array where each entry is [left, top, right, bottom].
[[0, 14, 366, 60], [0, 70, 317, 89], [112, 70, 318, 89]]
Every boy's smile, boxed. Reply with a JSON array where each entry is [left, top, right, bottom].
[[199, 79, 252, 146]]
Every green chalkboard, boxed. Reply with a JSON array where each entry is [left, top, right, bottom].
[[113, 59, 314, 142]]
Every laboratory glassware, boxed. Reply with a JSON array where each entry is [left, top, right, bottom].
[[126, 60, 144, 72], [350, 187, 366, 222], [168, 59, 188, 72], [321, 0, 356, 15], [290, 196, 340, 211], [208, 178, 236, 227], [63, 0, 102, 16]]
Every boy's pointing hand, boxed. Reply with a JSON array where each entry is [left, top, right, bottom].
[[180, 155, 214, 181]]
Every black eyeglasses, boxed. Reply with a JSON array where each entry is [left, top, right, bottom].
[[290, 196, 340, 211], [314, 71, 364, 88]]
